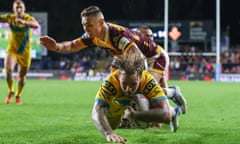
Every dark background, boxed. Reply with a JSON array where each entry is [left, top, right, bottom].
[[1, 0, 239, 45]]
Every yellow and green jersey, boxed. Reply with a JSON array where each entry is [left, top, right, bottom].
[[0, 13, 35, 55]]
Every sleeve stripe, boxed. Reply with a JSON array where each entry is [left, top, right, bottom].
[[95, 98, 110, 108], [124, 42, 135, 53], [151, 96, 167, 104]]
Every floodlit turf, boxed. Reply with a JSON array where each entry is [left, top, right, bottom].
[[0, 79, 240, 144]]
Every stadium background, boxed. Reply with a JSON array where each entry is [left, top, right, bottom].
[[0, 0, 239, 81]]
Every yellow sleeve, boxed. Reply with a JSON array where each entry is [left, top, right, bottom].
[[141, 71, 167, 104], [0, 14, 11, 23], [95, 80, 116, 107], [95, 71, 120, 107], [25, 14, 36, 21], [69, 37, 92, 52]]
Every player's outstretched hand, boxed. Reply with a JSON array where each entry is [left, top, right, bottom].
[[40, 36, 57, 51], [106, 133, 127, 144]]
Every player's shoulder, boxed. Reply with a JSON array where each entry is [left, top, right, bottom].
[[106, 70, 119, 83], [101, 72, 119, 95], [141, 70, 158, 87], [142, 70, 154, 79], [0, 13, 14, 18], [24, 13, 36, 20], [108, 22, 126, 31]]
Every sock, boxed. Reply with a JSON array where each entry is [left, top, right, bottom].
[[164, 87, 176, 98], [15, 81, 25, 97], [170, 106, 176, 116], [6, 78, 14, 93], [171, 106, 180, 118]]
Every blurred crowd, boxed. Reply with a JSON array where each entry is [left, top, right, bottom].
[[1, 44, 239, 80], [169, 44, 240, 80], [35, 46, 112, 76], [221, 46, 240, 73]]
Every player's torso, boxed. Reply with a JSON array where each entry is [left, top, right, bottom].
[[5, 14, 33, 53], [100, 70, 165, 117], [100, 76, 131, 117]]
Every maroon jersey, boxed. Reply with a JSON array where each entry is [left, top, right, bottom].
[[74, 23, 164, 58]]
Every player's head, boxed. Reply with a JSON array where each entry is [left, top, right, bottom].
[[118, 52, 145, 97], [13, 0, 26, 16], [81, 6, 105, 38], [138, 26, 154, 40]]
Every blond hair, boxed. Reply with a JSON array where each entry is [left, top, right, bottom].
[[118, 50, 145, 75]]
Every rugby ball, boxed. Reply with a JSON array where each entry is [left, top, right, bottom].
[[129, 94, 150, 128], [131, 94, 150, 111]]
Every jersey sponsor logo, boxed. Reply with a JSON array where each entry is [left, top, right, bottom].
[[118, 37, 130, 50], [143, 79, 158, 95], [102, 81, 117, 95], [99, 88, 111, 101], [151, 89, 162, 97]]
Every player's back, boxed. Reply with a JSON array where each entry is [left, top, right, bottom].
[[108, 23, 163, 57]]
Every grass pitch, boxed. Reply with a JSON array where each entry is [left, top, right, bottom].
[[0, 80, 240, 144]]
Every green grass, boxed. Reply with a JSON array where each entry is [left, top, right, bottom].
[[0, 80, 240, 144]]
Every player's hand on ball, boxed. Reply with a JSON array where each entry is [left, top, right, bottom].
[[106, 133, 127, 144], [40, 36, 57, 51], [125, 106, 135, 120]]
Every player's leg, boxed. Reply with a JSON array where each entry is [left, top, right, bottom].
[[151, 75, 187, 114], [169, 106, 180, 132], [15, 53, 31, 104], [149, 51, 187, 114], [4, 54, 17, 104], [15, 65, 28, 104], [148, 50, 169, 88], [14, 55, 31, 105]]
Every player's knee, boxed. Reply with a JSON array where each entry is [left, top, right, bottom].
[[6, 68, 13, 74], [19, 72, 27, 79]]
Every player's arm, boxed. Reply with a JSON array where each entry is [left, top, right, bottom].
[[115, 35, 146, 62], [0, 14, 10, 23], [40, 36, 85, 54], [127, 77, 171, 123], [15, 18, 39, 29], [124, 44, 148, 70], [92, 102, 127, 144], [92, 102, 113, 136], [128, 99, 171, 124]]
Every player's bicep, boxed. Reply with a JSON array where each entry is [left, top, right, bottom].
[[117, 36, 132, 51], [93, 101, 109, 115]]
